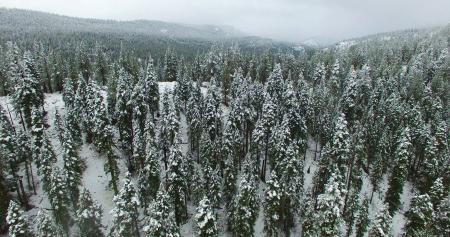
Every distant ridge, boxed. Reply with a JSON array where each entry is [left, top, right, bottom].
[[0, 8, 245, 40]]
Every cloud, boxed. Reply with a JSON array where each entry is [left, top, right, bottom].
[[1, 0, 450, 42]]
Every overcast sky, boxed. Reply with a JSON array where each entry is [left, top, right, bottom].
[[1, 0, 450, 42]]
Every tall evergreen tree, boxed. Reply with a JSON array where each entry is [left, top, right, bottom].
[[6, 201, 31, 237], [228, 175, 259, 237], [368, 205, 392, 237], [167, 135, 188, 225], [48, 167, 70, 234], [76, 189, 104, 237], [386, 128, 411, 214], [143, 185, 179, 237], [405, 194, 434, 236], [36, 209, 59, 237], [195, 196, 218, 237], [111, 173, 140, 237]]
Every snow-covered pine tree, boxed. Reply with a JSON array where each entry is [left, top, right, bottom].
[[315, 172, 346, 237], [36, 209, 59, 237], [31, 106, 44, 168], [53, 108, 65, 143], [340, 65, 359, 125], [62, 133, 82, 208], [62, 77, 76, 108], [143, 57, 159, 116], [228, 175, 259, 237], [167, 135, 188, 225], [37, 136, 56, 194], [14, 130, 35, 194], [74, 74, 87, 133], [329, 59, 341, 98], [64, 105, 82, 146], [143, 184, 179, 237], [404, 194, 433, 236], [433, 198, 450, 236], [11, 54, 43, 129], [328, 113, 351, 176], [115, 68, 133, 155], [110, 172, 140, 237], [265, 63, 284, 105], [48, 167, 70, 234], [6, 201, 31, 237], [428, 177, 445, 208], [385, 127, 411, 214], [186, 80, 203, 157], [368, 205, 392, 237], [164, 48, 178, 82], [131, 73, 148, 170], [203, 164, 221, 208], [138, 130, 160, 208], [222, 157, 237, 210], [264, 170, 282, 237], [76, 188, 104, 237], [84, 80, 100, 143], [254, 93, 276, 181], [159, 91, 180, 170], [195, 196, 218, 237], [354, 197, 370, 237], [202, 83, 222, 142]]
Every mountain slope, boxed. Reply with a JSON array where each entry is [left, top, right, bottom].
[[0, 8, 244, 40]]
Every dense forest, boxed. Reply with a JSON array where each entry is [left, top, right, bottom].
[[0, 9, 449, 237]]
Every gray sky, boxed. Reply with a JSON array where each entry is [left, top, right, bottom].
[[2, 0, 450, 42]]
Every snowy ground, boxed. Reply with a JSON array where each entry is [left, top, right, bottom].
[[0, 82, 412, 236]]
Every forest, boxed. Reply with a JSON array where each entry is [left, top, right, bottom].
[[0, 9, 449, 237]]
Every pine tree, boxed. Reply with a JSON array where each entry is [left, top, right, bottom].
[[167, 136, 188, 225], [143, 57, 159, 115], [54, 108, 65, 143], [159, 91, 180, 170], [74, 74, 87, 132], [111, 173, 140, 237], [368, 205, 392, 237], [405, 194, 433, 236], [300, 192, 316, 237], [31, 106, 44, 167], [164, 48, 178, 82], [115, 68, 133, 155], [37, 136, 56, 193], [138, 135, 160, 208], [131, 73, 148, 170], [203, 164, 221, 208], [6, 201, 31, 237], [76, 189, 104, 237], [62, 77, 76, 107], [202, 83, 222, 142], [355, 198, 370, 237], [65, 105, 82, 146], [264, 170, 282, 237], [254, 93, 276, 181], [62, 133, 82, 208], [143, 185, 180, 237], [315, 172, 345, 237], [186, 81, 203, 157], [386, 128, 411, 214], [433, 198, 450, 236], [48, 167, 70, 234], [195, 196, 218, 237], [11, 54, 43, 129], [428, 177, 445, 208], [328, 113, 351, 176], [36, 210, 59, 237], [228, 175, 259, 237]]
